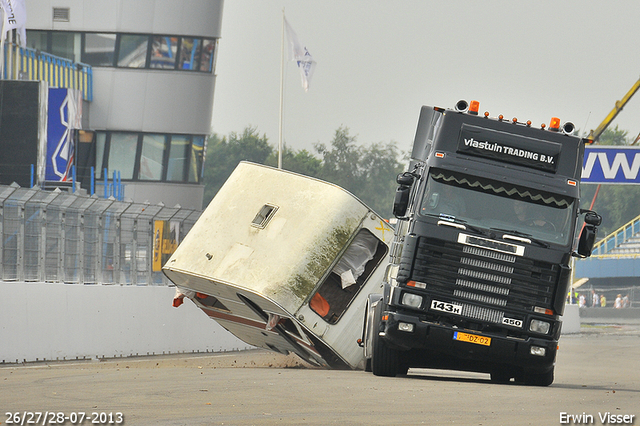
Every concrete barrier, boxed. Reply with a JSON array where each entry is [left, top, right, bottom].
[[0, 282, 252, 363], [560, 303, 581, 334]]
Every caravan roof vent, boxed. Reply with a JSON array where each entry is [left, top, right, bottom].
[[251, 204, 278, 229]]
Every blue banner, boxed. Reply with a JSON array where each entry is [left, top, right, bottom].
[[46, 88, 80, 182], [582, 146, 640, 184]]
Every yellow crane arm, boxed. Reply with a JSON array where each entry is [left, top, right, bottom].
[[587, 77, 640, 142]]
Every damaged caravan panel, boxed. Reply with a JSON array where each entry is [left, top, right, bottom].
[[163, 162, 392, 369]]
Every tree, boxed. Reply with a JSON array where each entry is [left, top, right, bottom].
[[202, 125, 405, 218], [265, 144, 322, 178], [314, 126, 362, 195], [315, 127, 405, 217], [201, 127, 272, 208]]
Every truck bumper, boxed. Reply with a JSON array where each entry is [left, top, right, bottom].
[[383, 310, 557, 373]]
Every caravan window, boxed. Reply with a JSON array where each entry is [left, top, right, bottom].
[[310, 229, 387, 324]]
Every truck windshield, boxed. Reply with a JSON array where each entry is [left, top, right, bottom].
[[419, 169, 575, 246]]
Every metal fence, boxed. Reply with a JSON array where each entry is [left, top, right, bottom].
[[3, 41, 93, 101], [0, 183, 201, 285]]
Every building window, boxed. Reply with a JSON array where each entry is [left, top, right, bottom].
[[200, 39, 215, 72], [167, 135, 189, 182], [82, 33, 116, 66], [189, 136, 205, 183], [178, 37, 201, 70], [108, 133, 139, 179], [27, 30, 48, 52], [150, 36, 178, 69], [51, 32, 81, 62], [139, 134, 167, 181], [117, 34, 149, 68], [26, 30, 216, 73], [96, 132, 107, 178], [94, 131, 206, 184]]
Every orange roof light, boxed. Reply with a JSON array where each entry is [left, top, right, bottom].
[[484, 111, 490, 118], [526, 120, 532, 127], [468, 100, 479, 115], [549, 117, 561, 132], [512, 117, 518, 123], [498, 114, 504, 121]]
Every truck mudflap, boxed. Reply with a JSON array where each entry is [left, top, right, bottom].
[[382, 310, 557, 374]]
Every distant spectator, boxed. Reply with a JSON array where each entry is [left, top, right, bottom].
[[579, 294, 586, 308], [591, 290, 598, 308], [600, 294, 607, 308], [614, 294, 623, 309], [622, 294, 630, 309]]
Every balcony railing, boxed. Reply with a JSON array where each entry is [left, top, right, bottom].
[[2, 42, 93, 101]]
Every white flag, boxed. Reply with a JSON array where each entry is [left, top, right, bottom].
[[1, 0, 27, 47], [284, 17, 316, 92]]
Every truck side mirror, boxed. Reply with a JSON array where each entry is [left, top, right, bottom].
[[575, 210, 602, 258], [393, 172, 415, 218]]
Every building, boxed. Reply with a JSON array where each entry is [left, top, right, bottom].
[[23, 0, 224, 210]]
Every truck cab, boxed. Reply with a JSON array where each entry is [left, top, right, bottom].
[[363, 100, 601, 385]]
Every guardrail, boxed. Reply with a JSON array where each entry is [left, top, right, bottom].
[[2, 41, 93, 101]]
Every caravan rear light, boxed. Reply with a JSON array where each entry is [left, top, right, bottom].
[[435, 152, 445, 158]]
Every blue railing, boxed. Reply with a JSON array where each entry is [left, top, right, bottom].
[[592, 214, 640, 255], [2, 42, 93, 101]]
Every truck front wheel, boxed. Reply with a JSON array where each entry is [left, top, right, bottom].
[[523, 368, 554, 386], [371, 303, 399, 377]]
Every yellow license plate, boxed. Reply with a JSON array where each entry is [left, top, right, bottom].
[[454, 331, 491, 346]]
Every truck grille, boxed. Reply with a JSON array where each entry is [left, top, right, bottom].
[[412, 237, 558, 322]]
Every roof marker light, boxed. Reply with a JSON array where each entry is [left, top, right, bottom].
[[549, 117, 561, 132], [468, 100, 479, 115], [512, 117, 518, 123], [484, 111, 490, 118], [498, 114, 504, 121], [541, 123, 546, 129], [526, 120, 532, 127]]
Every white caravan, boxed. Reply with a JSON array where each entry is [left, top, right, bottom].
[[163, 162, 392, 369]]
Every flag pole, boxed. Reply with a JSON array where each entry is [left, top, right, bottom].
[[278, 8, 285, 169]]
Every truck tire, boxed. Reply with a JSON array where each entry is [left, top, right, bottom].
[[490, 370, 512, 384], [524, 368, 554, 386], [371, 303, 399, 377]]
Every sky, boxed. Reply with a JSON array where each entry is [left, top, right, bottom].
[[211, 1, 640, 155]]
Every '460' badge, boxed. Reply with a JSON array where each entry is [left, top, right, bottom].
[[431, 300, 462, 315]]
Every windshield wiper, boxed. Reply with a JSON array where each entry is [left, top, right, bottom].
[[490, 228, 549, 248], [423, 214, 486, 236]]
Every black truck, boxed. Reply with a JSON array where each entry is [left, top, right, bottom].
[[362, 100, 601, 386]]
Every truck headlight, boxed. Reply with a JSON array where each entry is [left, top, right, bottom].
[[529, 319, 551, 334], [530, 346, 546, 357], [402, 292, 423, 308], [398, 322, 415, 332]]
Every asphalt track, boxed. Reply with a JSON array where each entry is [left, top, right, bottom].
[[1, 324, 639, 426]]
